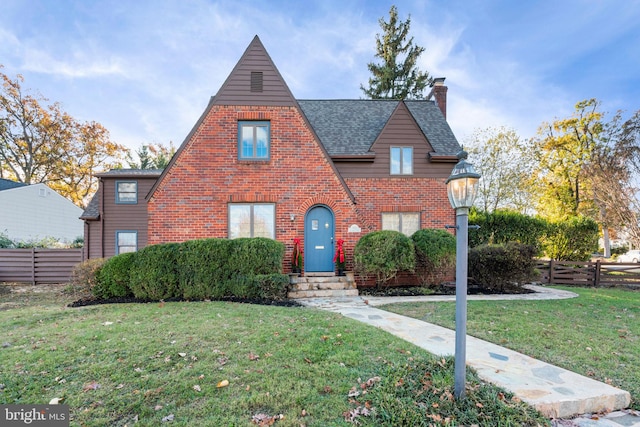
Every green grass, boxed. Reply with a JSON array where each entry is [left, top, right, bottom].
[[0, 284, 548, 426], [380, 286, 640, 410]]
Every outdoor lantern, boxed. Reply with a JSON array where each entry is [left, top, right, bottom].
[[446, 151, 481, 211], [446, 149, 481, 400]]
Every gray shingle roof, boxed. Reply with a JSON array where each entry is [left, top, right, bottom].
[[96, 169, 163, 178], [0, 178, 27, 191], [297, 99, 460, 156], [80, 193, 99, 220]]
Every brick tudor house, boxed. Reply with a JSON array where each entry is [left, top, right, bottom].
[[81, 36, 461, 292]]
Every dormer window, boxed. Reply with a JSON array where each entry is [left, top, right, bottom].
[[238, 121, 270, 160], [390, 147, 413, 175]]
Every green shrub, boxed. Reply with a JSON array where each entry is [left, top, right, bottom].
[[253, 273, 290, 299], [129, 243, 181, 300], [541, 216, 599, 261], [227, 238, 285, 275], [411, 228, 456, 286], [178, 238, 232, 300], [95, 252, 136, 299], [354, 230, 415, 288], [0, 231, 14, 248], [468, 242, 538, 292], [69, 258, 107, 297], [469, 209, 547, 250]]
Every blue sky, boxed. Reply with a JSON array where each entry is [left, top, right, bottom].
[[1, 0, 639, 153]]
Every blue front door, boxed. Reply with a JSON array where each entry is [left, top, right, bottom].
[[305, 206, 334, 272]]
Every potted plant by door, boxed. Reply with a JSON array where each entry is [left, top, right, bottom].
[[334, 238, 346, 276], [291, 238, 303, 274]]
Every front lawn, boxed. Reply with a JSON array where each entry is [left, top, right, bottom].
[[0, 284, 548, 426], [379, 286, 640, 410]]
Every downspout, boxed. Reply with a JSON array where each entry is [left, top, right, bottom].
[[99, 177, 105, 258]]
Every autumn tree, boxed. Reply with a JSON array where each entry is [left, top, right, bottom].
[[587, 108, 640, 253], [466, 127, 535, 214], [361, 5, 432, 100], [126, 142, 176, 169], [530, 99, 604, 220], [0, 67, 126, 207]]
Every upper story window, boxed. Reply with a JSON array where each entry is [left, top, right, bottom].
[[382, 212, 420, 236], [238, 121, 270, 160], [390, 147, 413, 175], [116, 181, 137, 204], [229, 203, 275, 239]]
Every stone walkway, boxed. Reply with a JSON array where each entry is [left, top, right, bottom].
[[299, 285, 637, 425]]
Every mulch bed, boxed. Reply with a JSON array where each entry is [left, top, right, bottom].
[[359, 283, 535, 297], [68, 295, 303, 308]]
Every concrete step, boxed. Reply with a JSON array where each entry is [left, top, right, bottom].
[[288, 289, 359, 298], [290, 281, 357, 291]]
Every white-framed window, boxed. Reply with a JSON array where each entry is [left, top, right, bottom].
[[116, 181, 137, 204], [238, 121, 270, 160], [382, 212, 420, 236], [390, 146, 413, 175], [116, 230, 138, 254], [228, 203, 275, 239]]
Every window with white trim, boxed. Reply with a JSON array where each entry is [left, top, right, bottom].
[[116, 181, 137, 204], [382, 212, 420, 236], [390, 146, 413, 175], [228, 203, 275, 239], [116, 231, 138, 254], [238, 121, 270, 160]]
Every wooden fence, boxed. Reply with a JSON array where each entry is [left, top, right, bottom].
[[536, 259, 640, 287], [0, 248, 83, 285]]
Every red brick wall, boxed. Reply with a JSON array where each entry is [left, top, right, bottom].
[[147, 105, 363, 271], [148, 104, 456, 277]]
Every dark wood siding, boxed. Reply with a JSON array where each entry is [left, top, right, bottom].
[[333, 103, 455, 179], [213, 36, 296, 106], [100, 177, 156, 257], [83, 220, 102, 260]]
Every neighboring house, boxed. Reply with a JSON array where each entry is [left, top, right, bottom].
[[0, 178, 84, 244], [81, 36, 461, 275]]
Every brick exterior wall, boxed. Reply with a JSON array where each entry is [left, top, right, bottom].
[[148, 104, 456, 277], [147, 105, 363, 272]]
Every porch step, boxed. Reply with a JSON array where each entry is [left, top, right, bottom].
[[288, 274, 358, 299]]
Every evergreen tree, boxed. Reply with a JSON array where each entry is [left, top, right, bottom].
[[361, 5, 432, 100]]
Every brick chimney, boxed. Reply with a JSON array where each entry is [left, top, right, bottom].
[[428, 77, 448, 119]]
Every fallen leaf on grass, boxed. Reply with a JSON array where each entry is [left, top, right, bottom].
[[251, 413, 284, 426], [248, 352, 260, 361], [82, 381, 101, 392], [193, 385, 201, 392], [49, 397, 64, 404], [217, 380, 229, 388], [161, 413, 174, 422], [102, 322, 113, 326]]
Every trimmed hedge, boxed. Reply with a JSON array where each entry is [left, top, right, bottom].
[[354, 230, 415, 288], [468, 242, 538, 292], [542, 216, 599, 261], [92, 238, 287, 301], [95, 252, 136, 299], [469, 209, 546, 249], [411, 228, 456, 286]]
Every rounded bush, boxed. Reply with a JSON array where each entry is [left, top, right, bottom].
[[354, 230, 415, 288], [411, 228, 456, 286], [129, 243, 180, 300], [95, 252, 136, 298], [468, 242, 538, 292]]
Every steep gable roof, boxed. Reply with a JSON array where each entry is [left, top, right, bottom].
[[213, 35, 297, 106], [0, 178, 27, 192], [298, 100, 460, 157]]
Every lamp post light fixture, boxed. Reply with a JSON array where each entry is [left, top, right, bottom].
[[446, 150, 481, 399]]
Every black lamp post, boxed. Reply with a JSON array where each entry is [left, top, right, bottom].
[[445, 150, 481, 399]]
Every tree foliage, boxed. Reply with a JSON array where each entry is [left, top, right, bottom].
[[126, 142, 175, 169], [531, 99, 603, 220], [360, 5, 432, 100], [466, 127, 535, 214], [0, 67, 127, 207]]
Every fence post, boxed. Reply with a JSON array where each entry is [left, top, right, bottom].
[[548, 259, 555, 284], [594, 259, 601, 287], [31, 247, 36, 285]]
